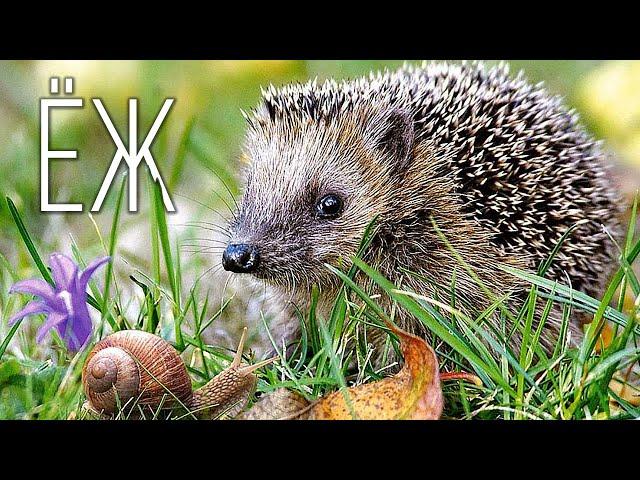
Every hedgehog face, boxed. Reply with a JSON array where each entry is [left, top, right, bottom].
[[223, 115, 402, 294]]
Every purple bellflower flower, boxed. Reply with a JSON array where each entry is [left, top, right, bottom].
[[8, 253, 110, 351]]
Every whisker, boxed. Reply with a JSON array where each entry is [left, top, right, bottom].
[[180, 245, 227, 251], [179, 251, 226, 257], [198, 161, 240, 212], [175, 192, 233, 224], [221, 271, 235, 310], [210, 188, 237, 220], [176, 219, 231, 229], [179, 242, 226, 248], [194, 263, 224, 285], [181, 237, 229, 244], [175, 222, 232, 237], [179, 244, 226, 251], [183, 220, 228, 228], [180, 253, 225, 258]]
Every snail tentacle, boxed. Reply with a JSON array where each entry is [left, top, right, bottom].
[[190, 328, 278, 419]]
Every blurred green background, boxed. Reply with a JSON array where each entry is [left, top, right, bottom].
[[1, 60, 639, 357]]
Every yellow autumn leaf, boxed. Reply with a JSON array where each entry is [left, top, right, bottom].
[[240, 321, 445, 420], [306, 321, 442, 420]]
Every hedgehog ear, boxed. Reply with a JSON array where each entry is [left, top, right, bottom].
[[366, 108, 415, 170]]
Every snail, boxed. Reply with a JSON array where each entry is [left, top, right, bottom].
[[81, 327, 275, 419]]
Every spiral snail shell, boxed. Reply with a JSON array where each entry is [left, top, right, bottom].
[[82, 327, 275, 418]]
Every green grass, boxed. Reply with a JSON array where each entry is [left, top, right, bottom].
[[2, 149, 639, 420], [254, 203, 640, 419]]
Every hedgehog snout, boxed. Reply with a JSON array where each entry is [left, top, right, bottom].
[[222, 243, 261, 273]]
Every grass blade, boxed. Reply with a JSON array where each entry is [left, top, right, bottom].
[[100, 174, 127, 331], [6, 197, 53, 285]]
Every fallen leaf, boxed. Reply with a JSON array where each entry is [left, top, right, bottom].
[[307, 321, 443, 419], [239, 321, 444, 420], [595, 321, 615, 354], [609, 364, 640, 407]]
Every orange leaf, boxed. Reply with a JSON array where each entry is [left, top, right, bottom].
[[594, 321, 614, 354], [307, 321, 443, 420]]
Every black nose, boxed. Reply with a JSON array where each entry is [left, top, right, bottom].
[[222, 244, 260, 273]]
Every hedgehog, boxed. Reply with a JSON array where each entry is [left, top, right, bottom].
[[220, 62, 623, 363]]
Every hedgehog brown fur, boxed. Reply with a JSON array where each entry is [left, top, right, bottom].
[[225, 61, 624, 360]]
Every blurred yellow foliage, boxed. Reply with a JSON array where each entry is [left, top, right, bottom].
[[206, 60, 297, 79], [577, 60, 640, 166], [35, 60, 141, 98]]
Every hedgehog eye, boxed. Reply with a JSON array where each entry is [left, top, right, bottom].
[[316, 194, 344, 219]]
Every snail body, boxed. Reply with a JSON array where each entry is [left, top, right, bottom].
[[82, 328, 275, 418]]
